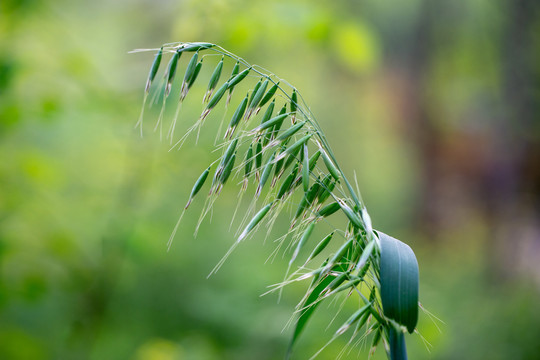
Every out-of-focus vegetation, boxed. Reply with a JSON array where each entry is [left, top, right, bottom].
[[1, 0, 539, 359]]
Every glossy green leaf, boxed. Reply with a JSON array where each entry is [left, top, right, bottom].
[[379, 232, 419, 333]]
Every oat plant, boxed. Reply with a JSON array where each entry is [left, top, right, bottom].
[[133, 42, 422, 360]]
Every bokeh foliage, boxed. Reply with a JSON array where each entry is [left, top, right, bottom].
[[1, 0, 539, 359]]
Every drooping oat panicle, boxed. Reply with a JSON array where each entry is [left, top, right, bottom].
[[136, 42, 421, 360]]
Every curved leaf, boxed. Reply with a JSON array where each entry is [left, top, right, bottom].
[[379, 231, 419, 333]]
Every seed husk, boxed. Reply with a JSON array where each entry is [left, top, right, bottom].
[[355, 240, 375, 272], [337, 199, 364, 230], [323, 237, 354, 273], [182, 52, 199, 94], [307, 231, 335, 261], [309, 150, 321, 171], [331, 276, 362, 295], [272, 105, 288, 135], [145, 47, 163, 93], [225, 95, 248, 138], [228, 67, 250, 88], [316, 175, 336, 205], [302, 144, 309, 193], [317, 202, 340, 218], [165, 50, 181, 96], [178, 42, 214, 52], [185, 166, 211, 209], [206, 80, 230, 111], [293, 179, 320, 221], [283, 134, 313, 160], [205, 56, 224, 102], [282, 145, 302, 173], [244, 143, 254, 178], [256, 152, 275, 196], [260, 99, 275, 125], [277, 164, 298, 199], [255, 139, 263, 172], [181, 59, 203, 101], [290, 89, 298, 123], [221, 138, 238, 168], [321, 149, 340, 181], [227, 61, 240, 104], [238, 202, 273, 242], [246, 79, 268, 118], [219, 151, 236, 186], [369, 325, 382, 356], [336, 303, 372, 335], [272, 142, 289, 183], [187, 59, 203, 89], [253, 113, 289, 133], [259, 81, 279, 108], [275, 121, 306, 143], [290, 222, 315, 265], [248, 79, 262, 108], [324, 272, 349, 293]]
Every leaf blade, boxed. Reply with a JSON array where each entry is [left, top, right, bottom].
[[379, 232, 419, 333]]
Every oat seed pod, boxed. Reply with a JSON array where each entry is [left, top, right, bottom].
[[165, 50, 181, 96], [185, 166, 211, 209], [259, 81, 279, 109], [204, 56, 224, 102], [237, 202, 273, 242], [145, 47, 162, 93]]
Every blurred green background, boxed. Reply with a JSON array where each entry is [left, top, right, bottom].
[[1, 0, 540, 359]]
